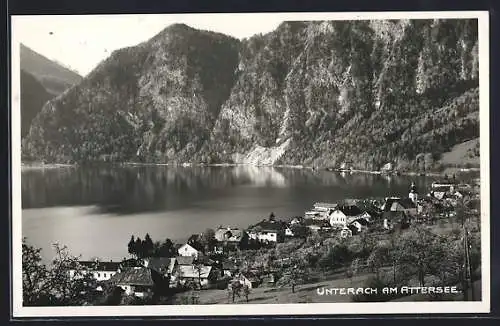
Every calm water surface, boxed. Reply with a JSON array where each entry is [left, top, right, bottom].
[[22, 165, 447, 262]]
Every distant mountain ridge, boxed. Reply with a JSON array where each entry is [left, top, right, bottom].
[[20, 69, 53, 137], [22, 20, 480, 171], [20, 44, 82, 95]]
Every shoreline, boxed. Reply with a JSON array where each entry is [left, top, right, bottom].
[[20, 160, 480, 177]]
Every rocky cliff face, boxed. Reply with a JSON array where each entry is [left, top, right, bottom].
[[23, 19, 480, 170]]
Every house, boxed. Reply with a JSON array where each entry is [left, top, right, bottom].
[[340, 226, 353, 238], [329, 204, 364, 227], [285, 226, 294, 237], [380, 162, 393, 173], [143, 257, 177, 276], [119, 258, 143, 269], [187, 234, 204, 252], [356, 201, 383, 220], [390, 198, 418, 216], [234, 272, 260, 289], [431, 182, 456, 191], [214, 227, 249, 250], [69, 260, 121, 282], [177, 265, 218, 289], [381, 197, 401, 212], [306, 203, 338, 220], [313, 202, 339, 212], [348, 218, 369, 234], [382, 211, 410, 230], [304, 219, 332, 232], [178, 243, 202, 259], [303, 203, 338, 220], [430, 185, 453, 200], [304, 210, 325, 220], [248, 219, 286, 243], [143, 257, 178, 288], [109, 267, 158, 298]]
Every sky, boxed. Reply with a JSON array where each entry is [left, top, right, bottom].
[[12, 12, 484, 77], [12, 14, 284, 76]]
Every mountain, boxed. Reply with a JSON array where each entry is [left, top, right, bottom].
[[22, 20, 480, 172], [20, 44, 82, 96], [20, 69, 53, 137]]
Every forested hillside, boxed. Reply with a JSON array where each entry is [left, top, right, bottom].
[[22, 19, 480, 171]]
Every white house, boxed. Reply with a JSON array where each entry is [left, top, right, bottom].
[[178, 243, 201, 259], [257, 230, 278, 242], [69, 260, 121, 282], [329, 205, 364, 227], [340, 226, 353, 238], [248, 219, 286, 243]]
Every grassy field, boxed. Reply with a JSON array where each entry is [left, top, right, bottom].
[[174, 273, 373, 304], [172, 271, 481, 304], [439, 138, 480, 174]]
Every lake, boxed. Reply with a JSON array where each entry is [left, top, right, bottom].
[[22, 165, 447, 263]]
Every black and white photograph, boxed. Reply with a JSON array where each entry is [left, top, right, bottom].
[[10, 11, 490, 316]]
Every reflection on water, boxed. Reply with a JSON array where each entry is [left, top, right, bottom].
[[22, 165, 454, 262]]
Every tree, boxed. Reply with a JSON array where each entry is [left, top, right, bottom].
[[243, 284, 251, 302], [290, 224, 310, 239], [143, 233, 154, 258], [228, 280, 243, 303], [367, 245, 391, 278], [22, 238, 96, 306], [318, 243, 352, 270], [134, 237, 143, 259], [269, 212, 276, 221], [201, 228, 217, 253], [278, 258, 309, 293], [193, 260, 205, 290], [22, 237, 51, 306], [127, 235, 136, 257], [394, 226, 445, 286], [49, 243, 97, 305]]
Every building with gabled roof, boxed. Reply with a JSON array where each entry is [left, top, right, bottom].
[[69, 260, 121, 282], [329, 204, 364, 227], [143, 257, 177, 276], [177, 243, 202, 259], [109, 267, 157, 298], [177, 265, 218, 289], [247, 219, 286, 243]]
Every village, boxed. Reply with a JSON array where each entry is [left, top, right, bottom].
[[67, 176, 482, 304]]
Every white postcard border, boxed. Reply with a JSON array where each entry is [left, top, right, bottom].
[[10, 10, 491, 317]]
